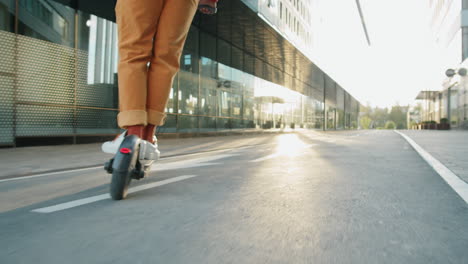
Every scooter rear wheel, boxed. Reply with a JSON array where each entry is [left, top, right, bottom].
[[110, 135, 140, 200]]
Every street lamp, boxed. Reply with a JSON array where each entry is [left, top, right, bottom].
[[446, 68, 467, 77]]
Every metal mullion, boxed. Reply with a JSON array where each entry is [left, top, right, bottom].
[[13, 0, 19, 147], [73, 10, 78, 144]]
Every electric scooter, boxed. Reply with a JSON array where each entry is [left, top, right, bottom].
[[104, 135, 159, 200]]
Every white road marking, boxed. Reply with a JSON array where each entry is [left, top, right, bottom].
[[250, 153, 280, 163], [153, 162, 220, 171], [152, 154, 237, 171], [249, 144, 316, 163], [160, 145, 260, 160], [32, 175, 197, 213], [396, 131, 468, 204], [1, 153, 237, 183], [0, 166, 101, 183]]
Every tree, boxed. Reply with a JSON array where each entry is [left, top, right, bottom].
[[371, 107, 389, 128], [385, 121, 396, 129], [360, 116, 372, 129], [389, 104, 408, 129]]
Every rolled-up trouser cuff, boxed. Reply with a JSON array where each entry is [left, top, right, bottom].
[[148, 109, 166, 126], [117, 110, 148, 128]]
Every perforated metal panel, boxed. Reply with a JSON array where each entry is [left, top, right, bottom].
[[0, 31, 15, 145], [16, 35, 75, 105], [1, 29, 123, 140], [13, 34, 75, 137], [16, 104, 74, 136]]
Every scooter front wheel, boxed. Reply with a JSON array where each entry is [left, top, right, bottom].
[[110, 135, 140, 200]]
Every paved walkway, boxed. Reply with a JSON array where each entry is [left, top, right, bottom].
[[402, 130, 468, 183]]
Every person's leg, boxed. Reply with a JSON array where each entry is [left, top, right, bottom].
[[146, 0, 198, 133], [116, 0, 164, 134]]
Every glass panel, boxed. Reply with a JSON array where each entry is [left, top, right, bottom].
[[314, 99, 324, 129], [244, 52, 255, 75], [218, 90, 231, 117], [199, 116, 217, 132], [200, 75, 217, 116], [201, 56, 217, 79], [217, 38, 231, 66], [179, 41, 200, 116], [200, 31, 216, 61], [158, 114, 177, 133], [184, 26, 199, 53], [77, 12, 118, 88], [200, 53, 218, 119], [230, 92, 242, 119], [463, 27, 468, 61], [243, 73, 255, 128], [327, 107, 336, 130], [450, 89, 458, 126], [335, 109, 344, 129], [165, 85, 178, 115], [216, 117, 232, 131], [18, 0, 75, 47], [178, 70, 199, 115], [177, 115, 199, 133], [231, 46, 243, 71], [0, 0, 14, 32], [181, 50, 199, 73], [76, 10, 119, 134]]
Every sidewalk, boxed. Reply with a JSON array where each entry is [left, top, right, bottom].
[[0, 130, 290, 180], [402, 130, 468, 183]]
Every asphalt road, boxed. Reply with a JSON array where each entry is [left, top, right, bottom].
[[1, 130, 468, 264]]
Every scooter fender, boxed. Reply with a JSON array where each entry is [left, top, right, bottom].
[[112, 135, 140, 172]]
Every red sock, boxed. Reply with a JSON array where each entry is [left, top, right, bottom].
[[126, 125, 145, 138], [145, 125, 156, 143]]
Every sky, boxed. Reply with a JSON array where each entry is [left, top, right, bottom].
[[310, 0, 448, 108]]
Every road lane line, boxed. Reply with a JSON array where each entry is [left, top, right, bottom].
[[1, 152, 237, 184], [249, 153, 280, 163], [0, 167, 102, 183], [396, 131, 468, 204], [249, 144, 316, 163], [153, 162, 220, 171], [31, 175, 197, 213]]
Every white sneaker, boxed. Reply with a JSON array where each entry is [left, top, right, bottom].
[[101, 131, 126, 154], [139, 138, 160, 165], [102, 132, 160, 160]]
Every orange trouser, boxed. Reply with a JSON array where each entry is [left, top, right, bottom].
[[115, 0, 198, 128]]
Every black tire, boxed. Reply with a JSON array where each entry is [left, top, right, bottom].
[[110, 135, 140, 200]]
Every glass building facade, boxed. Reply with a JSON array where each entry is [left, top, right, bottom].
[[0, 0, 360, 146], [416, 78, 468, 129], [416, 0, 468, 129]]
